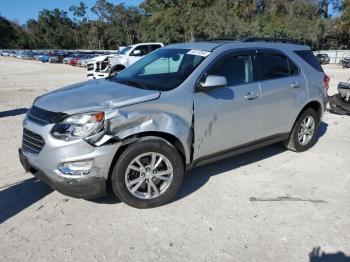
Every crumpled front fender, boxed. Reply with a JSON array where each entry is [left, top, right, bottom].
[[102, 108, 192, 164]]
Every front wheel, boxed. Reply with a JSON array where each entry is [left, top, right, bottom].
[[284, 108, 319, 152], [111, 138, 184, 208], [108, 67, 124, 78]]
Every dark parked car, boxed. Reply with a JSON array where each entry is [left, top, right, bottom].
[[49, 53, 70, 63], [316, 54, 330, 64]]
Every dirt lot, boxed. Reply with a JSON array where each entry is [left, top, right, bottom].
[[0, 57, 349, 262]]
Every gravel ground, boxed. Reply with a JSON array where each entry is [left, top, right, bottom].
[[0, 57, 349, 262]]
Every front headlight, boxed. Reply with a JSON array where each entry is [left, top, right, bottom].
[[51, 112, 105, 141]]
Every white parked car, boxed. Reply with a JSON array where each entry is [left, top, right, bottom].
[[86, 43, 164, 79]]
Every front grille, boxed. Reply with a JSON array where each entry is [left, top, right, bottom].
[[28, 106, 66, 126], [22, 128, 45, 154]]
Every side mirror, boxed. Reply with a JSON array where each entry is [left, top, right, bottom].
[[132, 50, 142, 56], [197, 75, 227, 92]]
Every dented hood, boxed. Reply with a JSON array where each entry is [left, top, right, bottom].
[[34, 79, 160, 114]]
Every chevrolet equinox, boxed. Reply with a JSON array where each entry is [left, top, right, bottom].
[[19, 38, 329, 208]]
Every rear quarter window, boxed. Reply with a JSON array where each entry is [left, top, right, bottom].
[[258, 53, 291, 80], [294, 50, 324, 72]]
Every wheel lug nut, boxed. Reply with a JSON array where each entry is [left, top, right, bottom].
[[153, 170, 157, 174]]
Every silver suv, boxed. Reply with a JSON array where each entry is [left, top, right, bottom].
[[19, 38, 329, 208]]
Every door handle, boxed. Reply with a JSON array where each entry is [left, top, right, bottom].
[[244, 92, 259, 100], [290, 82, 301, 88]]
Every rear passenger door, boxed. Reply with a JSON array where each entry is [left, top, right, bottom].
[[256, 50, 308, 139]]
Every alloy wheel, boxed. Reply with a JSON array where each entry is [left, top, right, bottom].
[[125, 152, 174, 200], [297, 116, 316, 146]]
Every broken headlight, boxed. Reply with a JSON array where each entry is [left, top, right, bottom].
[[51, 112, 105, 141]]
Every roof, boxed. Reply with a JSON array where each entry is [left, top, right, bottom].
[[164, 39, 310, 52], [164, 42, 223, 51]]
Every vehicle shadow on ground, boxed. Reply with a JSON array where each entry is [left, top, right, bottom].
[[93, 192, 121, 204], [315, 121, 328, 143], [309, 247, 350, 262], [0, 108, 28, 118], [175, 143, 286, 202], [175, 121, 328, 202], [0, 178, 53, 223]]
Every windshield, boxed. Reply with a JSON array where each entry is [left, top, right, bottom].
[[111, 48, 209, 91], [119, 46, 132, 55]]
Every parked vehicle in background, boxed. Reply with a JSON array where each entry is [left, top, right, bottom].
[[63, 53, 82, 64], [87, 43, 164, 79], [339, 56, 350, 68], [49, 53, 70, 63], [67, 54, 92, 66], [20, 38, 328, 208], [316, 53, 330, 64], [68, 56, 80, 66], [37, 54, 51, 63], [77, 54, 100, 67], [328, 81, 350, 115]]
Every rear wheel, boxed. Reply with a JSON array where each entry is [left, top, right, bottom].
[[111, 138, 184, 208], [284, 108, 319, 152]]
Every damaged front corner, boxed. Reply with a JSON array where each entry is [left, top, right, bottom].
[[102, 109, 193, 163]]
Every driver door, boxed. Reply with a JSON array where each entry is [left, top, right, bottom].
[[193, 51, 261, 160]]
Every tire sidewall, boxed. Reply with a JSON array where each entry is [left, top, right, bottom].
[[335, 94, 350, 110], [292, 109, 319, 152], [111, 138, 184, 208], [108, 68, 122, 78]]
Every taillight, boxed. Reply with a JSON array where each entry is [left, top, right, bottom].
[[323, 74, 330, 91]]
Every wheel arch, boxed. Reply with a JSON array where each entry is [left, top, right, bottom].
[[300, 100, 323, 121], [291, 100, 323, 133], [107, 131, 186, 181]]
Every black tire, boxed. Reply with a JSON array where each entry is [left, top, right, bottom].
[[284, 108, 320, 152], [108, 67, 124, 78], [111, 138, 184, 208], [334, 94, 350, 111], [328, 95, 349, 115]]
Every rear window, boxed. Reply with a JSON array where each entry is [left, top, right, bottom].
[[258, 53, 291, 80], [294, 50, 324, 72]]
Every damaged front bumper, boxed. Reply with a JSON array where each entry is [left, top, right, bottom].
[[86, 61, 110, 80], [19, 119, 120, 199], [19, 149, 107, 199]]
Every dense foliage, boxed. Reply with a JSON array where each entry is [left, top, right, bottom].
[[0, 0, 349, 50]]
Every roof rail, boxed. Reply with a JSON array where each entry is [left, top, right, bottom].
[[206, 37, 238, 42], [193, 37, 239, 42], [194, 37, 301, 45], [242, 37, 300, 45]]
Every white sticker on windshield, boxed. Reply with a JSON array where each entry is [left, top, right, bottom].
[[187, 50, 211, 57]]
